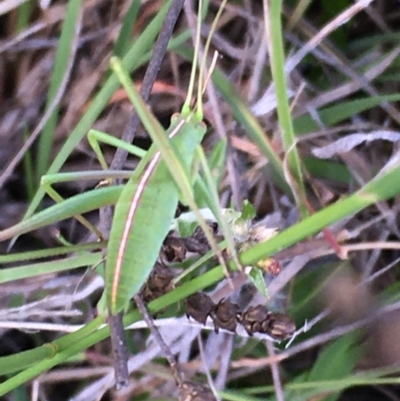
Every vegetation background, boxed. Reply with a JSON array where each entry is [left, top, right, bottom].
[[1, 0, 400, 400]]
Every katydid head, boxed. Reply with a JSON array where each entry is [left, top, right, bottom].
[[169, 112, 207, 143]]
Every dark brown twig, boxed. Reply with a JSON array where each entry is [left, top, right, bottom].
[[110, 0, 186, 172], [107, 311, 130, 389], [133, 294, 185, 386]]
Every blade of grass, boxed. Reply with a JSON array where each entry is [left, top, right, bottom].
[[0, 252, 103, 284], [113, 1, 140, 58], [294, 93, 400, 135], [0, 185, 122, 242], [15, 0, 33, 32], [22, 126, 34, 200], [304, 157, 351, 184], [266, 0, 307, 218], [195, 146, 240, 267], [0, 241, 105, 263], [36, 0, 82, 184], [211, 68, 290, 194], [0, 316, 105, 378]]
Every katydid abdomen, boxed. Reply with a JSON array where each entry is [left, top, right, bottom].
[[106, 114, 206, 314]]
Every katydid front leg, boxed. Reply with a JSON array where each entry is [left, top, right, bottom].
[[38, 130, 146, 241], [40, 170, 131, 240]]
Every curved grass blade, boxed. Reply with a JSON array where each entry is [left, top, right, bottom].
[[293, 93, 400, 135], [268, 0, 307, 218], [36, 0, 83, 183], [0, 241, 105, 263], [0, 252, 102, 284], [0, 186, 122, 242]]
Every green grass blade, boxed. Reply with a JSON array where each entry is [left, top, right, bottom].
[[294, 93, 400, 135], [283, 333, 362, 401], [304, 157, 351, 184], [211, 68, 290, 194], [0, 312, 134, 393], [113, 1, 140, 58], [0, 241, 105, 263], [240, 162, 400, 266], [0, 186, 122, 241], [22, 126, 34, 200], [0, 252, 102, 284], [36, 0, 83, 183], [195, 146, 239, 267], [0, 316, 105, 377], [268, 0, 307, 217], [15, 0, 34, 32]]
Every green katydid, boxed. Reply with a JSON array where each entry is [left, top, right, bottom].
[[104, 0, 234, 316], [101, 0, 234, 386], [104, 108, 206, 313], [0, 0, 236, 388]]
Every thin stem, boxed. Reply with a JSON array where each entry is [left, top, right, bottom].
[[133, 294, 184, 386], [110, 0, 185, 173], [266, 340, 285, 401], [108, 312, 129, 389]]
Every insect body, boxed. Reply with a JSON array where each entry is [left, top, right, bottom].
[[106, 113, 206, 315]]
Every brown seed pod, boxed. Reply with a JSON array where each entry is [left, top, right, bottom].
[[239, 305, 296, 339], [185, 292, 215, 325], [239, 305, 270, 336], [140, 263, 175, 303], [184, 294, 296, 341], [261, 312, 296, 340], [162, 236, 187, 262], [185, 222, 220, 255], [162, 222, 220, 261], [183, 236, 212, 255], [211, 299, 241, 333], [192, 222, 219, 243]]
